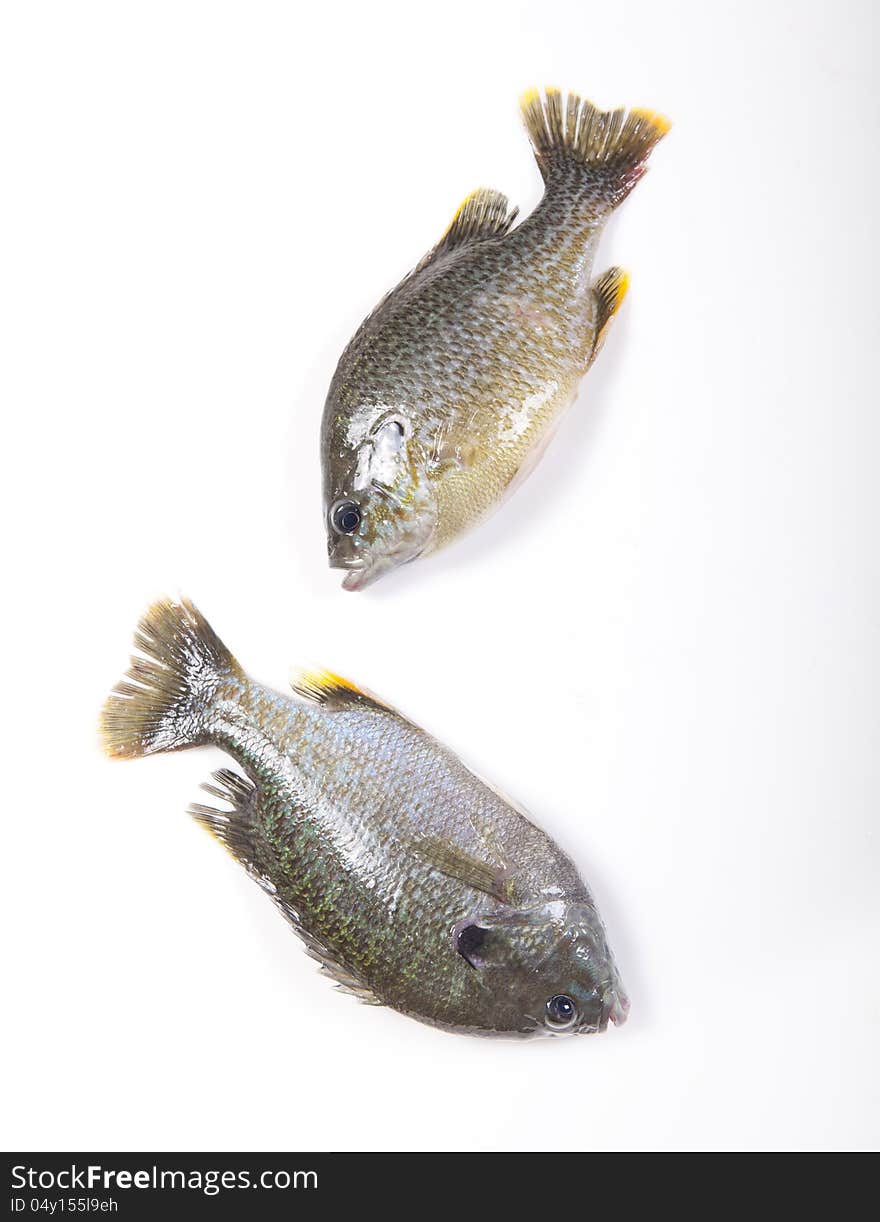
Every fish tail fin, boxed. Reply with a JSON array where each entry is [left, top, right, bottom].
[[520, 87, 670, 213], [100, 597, 244, 759]]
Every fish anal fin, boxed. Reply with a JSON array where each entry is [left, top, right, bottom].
[[273, 896, 383, 1006], [590, 267, 629, 363], [318, 961, 384, 1005], [189, 768, 258, 866], [191, 771, 384, 1008]]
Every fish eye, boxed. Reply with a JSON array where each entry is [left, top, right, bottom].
[[331, 500, 362, 535], [545, 994, 577, 1029]]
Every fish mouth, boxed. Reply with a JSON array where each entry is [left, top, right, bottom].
[[574, 989, 629, 1035], [338, 549, 423, 592], [329, 554, 382, 592], [606, 989, 630, 1028], [341, 566, 372, 592], [326, 546, 382, 592], [327, 542, 371, 589], [329, 553, 365, 573], [330, 544, 425, 592]]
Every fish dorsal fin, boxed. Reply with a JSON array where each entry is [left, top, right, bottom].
[[591, 266, 629, 363], [419, 188, 518, 271], [290, 668, 394, 714], [441, 188, 518, 249]]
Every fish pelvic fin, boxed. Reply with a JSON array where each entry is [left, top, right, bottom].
[[520, 87, 670, 212], [100, 597, 243, 758]]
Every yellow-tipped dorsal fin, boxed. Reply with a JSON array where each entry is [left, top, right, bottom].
[[440, 188, 518, 248], [417, 188, 518, 273], [290, 667, 394, 714]]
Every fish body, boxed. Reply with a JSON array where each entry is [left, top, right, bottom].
[[322, 88, 669, 588], [101, 599, 628, 1037]]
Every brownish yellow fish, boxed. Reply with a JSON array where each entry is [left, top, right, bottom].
[[322, 87, 670, 588]]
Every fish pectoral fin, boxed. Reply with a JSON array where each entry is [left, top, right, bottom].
[[412, 836, 511, 903], [290, 668, 395, 715], [430, 436, 479, 474], [590, 267, 630, 365], [418, 188, 518, 271]]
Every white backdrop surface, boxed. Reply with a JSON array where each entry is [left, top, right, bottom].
[[1, 0, 877, 1151]]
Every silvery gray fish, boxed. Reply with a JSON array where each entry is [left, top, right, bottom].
[[322, 87, 670, 589], [101, 598, 629, 1037]]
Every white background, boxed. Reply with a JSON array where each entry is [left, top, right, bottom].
[[1, 0, 877, 1152]]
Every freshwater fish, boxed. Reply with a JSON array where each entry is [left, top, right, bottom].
[[322, 87, 669, 589], [101, 598, 628, 1037]]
